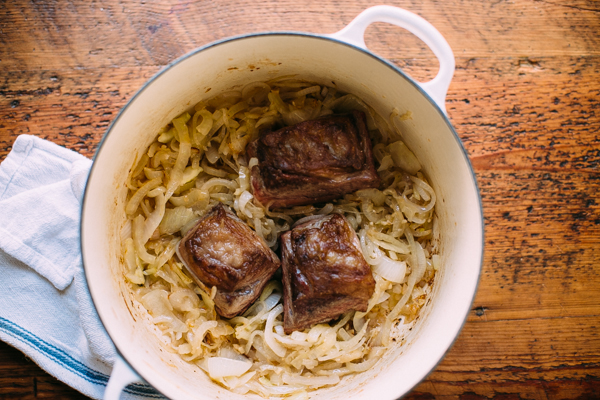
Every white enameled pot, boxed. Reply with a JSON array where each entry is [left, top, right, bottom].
[[81, 6, 483, 400]]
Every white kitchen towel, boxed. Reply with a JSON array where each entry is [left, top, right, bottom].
[[0, 135, 162, 400]]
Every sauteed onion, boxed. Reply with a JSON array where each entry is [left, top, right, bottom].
[[122, 77, 438, 398]]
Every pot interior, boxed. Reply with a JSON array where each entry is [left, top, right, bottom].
[[82, 33, 482, 400]]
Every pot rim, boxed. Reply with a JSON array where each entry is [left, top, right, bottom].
[[80, 30, 484, 399]]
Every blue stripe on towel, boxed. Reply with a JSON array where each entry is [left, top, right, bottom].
[[0, 317, 163, 398]]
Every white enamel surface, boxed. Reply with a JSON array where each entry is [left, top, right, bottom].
[[328, 5, 455, 113], [82, 32, 482, 400], [104, 357, 141, 400]]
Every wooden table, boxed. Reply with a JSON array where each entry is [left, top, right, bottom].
[[1, 0, 599, 398]]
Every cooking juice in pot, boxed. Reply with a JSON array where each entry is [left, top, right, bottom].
[[121, 77, 438, 398]]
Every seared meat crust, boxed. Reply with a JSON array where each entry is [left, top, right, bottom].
[[281, 214, 375, 333], [176, 204, 280, 318], [247, 111, 380, 208]]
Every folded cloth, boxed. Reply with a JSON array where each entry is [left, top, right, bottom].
[[0, 135, 162, 399]]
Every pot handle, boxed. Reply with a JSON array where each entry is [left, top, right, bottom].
[[327, 5, 455, 114], [103, 356, 143, 400]]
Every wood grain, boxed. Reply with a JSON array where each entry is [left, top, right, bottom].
[[1, 0, 599, 398], [0, 341, 84, 399]]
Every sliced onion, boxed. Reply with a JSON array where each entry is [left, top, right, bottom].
[[242, 82, 271, 105], [292, 214, 321, 228], [158, 129, 174, 143], [227, 101, 249, 118], [268, 91, 288, 114], [318, 321, 368, 361], [413, 240, 427, 283], [124, 238, 144, 285], [317, 203, 334, 215], [181, 166, 202, 185], [432, 254, 441, 271], [282, 373, 339, 387], [120, 220, 132, 241], [209, 90, 242, 109], [361, 199, 381, 223], [284, 390, 309, 400], [283, 108, 313, 125], [264, 305, 286, 357], [411, 176, 436, 212], [377, 291, 391, 305], [367, 229, 410, 254], [255, 114, 278, 129], [180, 215, 201, 236], [373, 256, 407, 283], [205, 143, 219, 164], [273, 328, 311, 347], [275, 325, 285, 336], [337, 328, 352, 341], [193, 109, 213, 144], [223, 371, 257, 391], [130, 154, 149, 180], [355, 188, 386, 207], [290, 331, 308, 342], [389, 235, 427, 321], [389, 140, 421, 175], [239, 191, 254, 218], [169, 288, 200, 312], [147, 186, 166, 198], [398, 195, 428, 224], [132, 215, 156, 264], [147, 237, 178, 273], [218, 346, 248, 362], [140, 290, 187, 333], [141, 193, 166, 244], [156, 268, 180, 290], [177, 343, 192, 355], [248, 157, 259, 168], [358, 228, 383, 266], [125, 177, 162, 215], [166, 114, 192, 200], [169, 188, 209, 209], [263, 292, 282, 312], [286, 85, 321, 99], [192, 320, 219, 349], [346, 347, 386, 372], [329, 94, 377, 129], [250, 379, 304, 396], [415, 184, 430, 202], [201, 178, 238, 192], [236, 166, 250, 192], [159, 206, 195, 235], [207, 357, 252, 379], [144, 167, 164, 180]]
